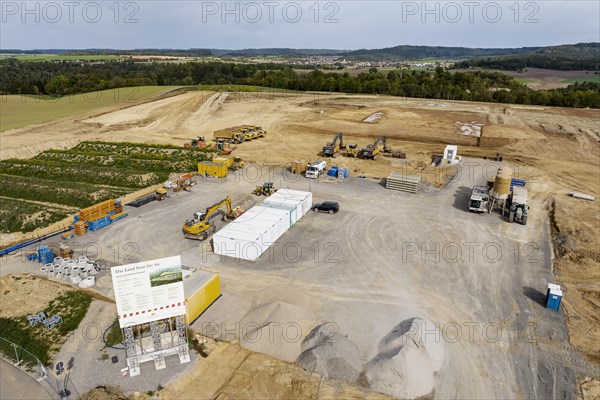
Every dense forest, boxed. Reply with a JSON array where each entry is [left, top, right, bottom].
[[455, 55, 599, 71], [1, 59, 599, 108], [342, 45, 542, 61], [455, 43, 600, 71]]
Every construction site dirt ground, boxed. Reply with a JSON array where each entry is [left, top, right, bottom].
[[1, 90, 599, 397], [1, 161, 598, 399]]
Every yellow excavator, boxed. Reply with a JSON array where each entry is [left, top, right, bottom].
[[322, 132, 346, 157], [183, 196, 242, 240], [360, 136, 390, 160]]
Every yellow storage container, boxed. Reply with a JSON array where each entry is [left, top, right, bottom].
[[212, 157, 234, 168], [184, 270, 220, 324], [198, 161, 228, 178]]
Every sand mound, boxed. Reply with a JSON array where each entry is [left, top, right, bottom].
[[0, 274, 70, 318], [296, 324, 363, 384], [363, 317, 445, 399], [239, 301, 317, 362]]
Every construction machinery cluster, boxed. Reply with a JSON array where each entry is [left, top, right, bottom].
[[468, 166, 529, 225], [0, 118, 553, 386]]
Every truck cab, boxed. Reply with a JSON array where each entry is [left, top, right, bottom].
[[306, 160, 327, 179], [469, 185, 489, 213]]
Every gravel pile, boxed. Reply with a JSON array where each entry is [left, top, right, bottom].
[[239, 301, 317, 362], [363, 317, 445, 399], [296, 323, 362, 384]]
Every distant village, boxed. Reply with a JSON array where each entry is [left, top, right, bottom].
[[287, 56, 453, 70]]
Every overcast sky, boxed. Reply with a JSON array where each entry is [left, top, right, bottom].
[[1, 1, 599, 49]]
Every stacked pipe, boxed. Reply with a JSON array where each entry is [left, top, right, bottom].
[[40, 256, 99, 288]]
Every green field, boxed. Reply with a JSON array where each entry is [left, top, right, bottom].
[[561, 75, 600, 84], [0, 141, 216, 233], [0, 288, 91, 365], [0, 54, 125, 62], [0, 86, 179, 131]]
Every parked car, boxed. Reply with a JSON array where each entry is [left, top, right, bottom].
[[313, 201, 339, 214]]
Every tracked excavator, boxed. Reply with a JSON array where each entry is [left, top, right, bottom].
[[183, 196, 242, 240], [322, 132, 346, 157], [360, 136, 390, 160]]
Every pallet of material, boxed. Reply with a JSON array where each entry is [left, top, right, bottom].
[[126, 194, 156, 207], [79, 200, 116, 222], [109, 212, 128, 222], [386, 172, 421, 194], [86, 216, 111, 231]]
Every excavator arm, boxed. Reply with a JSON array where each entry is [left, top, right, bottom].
[[361, 136, 388, 159], [200, 196, 232, 224], [183, 196, 233, 240], [331, 132, 344, 148], [372, 136, 387, 150], [323, 132, 345, 157]]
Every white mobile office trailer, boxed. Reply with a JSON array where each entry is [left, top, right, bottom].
[[213, 189, 312, 261]]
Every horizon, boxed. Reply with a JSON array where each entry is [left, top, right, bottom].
[[1, 1, 598, 49], [4, 42, 599, 53]]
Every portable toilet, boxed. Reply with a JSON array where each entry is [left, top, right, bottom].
[[545, 283, 562, 311]]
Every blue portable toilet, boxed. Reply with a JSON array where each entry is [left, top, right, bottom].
[[545, 283, 562, 311]]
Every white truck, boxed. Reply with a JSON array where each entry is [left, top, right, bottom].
[[469, 185, 489, 213], [306, 160, 327, 179]]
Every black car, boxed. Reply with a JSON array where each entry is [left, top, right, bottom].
[[312, 201, 339, 214]]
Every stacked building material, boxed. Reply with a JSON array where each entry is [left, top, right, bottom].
[[110, 212, 129, 222], [74, 221, 87, 236], [510, 178, 526, 189], [37, 246, 55, 264], [386, 172, 421, 194], [75, 199, 127, 233], [87, 216, 111, 231], [61, 230, 74, 240], [126, 194, 156, 207], [79, 199, 116, 222]]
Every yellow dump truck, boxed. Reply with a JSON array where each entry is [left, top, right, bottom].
[[213, 127, 246, 144], [198, 161, 228, 178], [213, 125, 266, 143]]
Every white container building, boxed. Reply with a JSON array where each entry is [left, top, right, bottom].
[[213, 189, 312, 261]]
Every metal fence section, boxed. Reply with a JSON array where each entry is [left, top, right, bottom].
[[0, 336, 48, 379]]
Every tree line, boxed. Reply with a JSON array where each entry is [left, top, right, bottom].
[[454, 55, 599, 71], [1, 59, 598, 108]]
